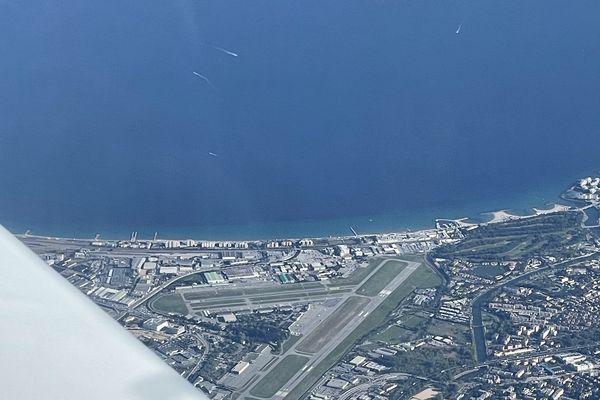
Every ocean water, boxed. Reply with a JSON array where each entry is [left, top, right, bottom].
[[1, 0, 600, 240]]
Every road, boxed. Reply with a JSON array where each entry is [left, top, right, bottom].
[[184, 332, 210, 380], [576, 202, 600, 228], [337, 373, 427, 400], [129, 269, 211, 309]]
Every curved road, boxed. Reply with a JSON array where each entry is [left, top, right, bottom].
[[338, 373, 428, 400]]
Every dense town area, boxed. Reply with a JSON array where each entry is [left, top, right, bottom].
[[20, 176, 600, 400]]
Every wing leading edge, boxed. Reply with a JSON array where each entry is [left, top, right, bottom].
[[0, 225, 206, 400]]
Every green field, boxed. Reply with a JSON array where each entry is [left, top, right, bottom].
[[242, 282, 324, 295], [284, 260, 442, 400], [191, 297, 248, 306], [296, 296, 370, 354], [433, 212, 585, 262], [356, 260, 406, 296], [471, 265, 506, 279], [252, 298, 303, 304], [400, 314, 427, 329], [183, 289, 228, 301], [249, 288, 351, 302], [249, 355, 309, 398], [191, 302, 247, 310], [373, 325, 414, 344], [281, 334, 303, 354], [151, 293, 188, 315], [182, 282, 325, 301], [249, 290, 333, 302]]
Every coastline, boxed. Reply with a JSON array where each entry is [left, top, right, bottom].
[[6, 172, 594, 242], [4, 167, 597, 243], [10, 198, 576, 243], [482, 203, 572, 224]]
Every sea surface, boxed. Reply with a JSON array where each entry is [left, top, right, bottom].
[[1, 0, 600, 240]]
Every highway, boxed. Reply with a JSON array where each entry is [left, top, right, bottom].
[[183, 332, 210, 380], [337, 372, 428, 400], [129, 269, 210, 309]]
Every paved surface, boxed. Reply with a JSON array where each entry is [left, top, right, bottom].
[[337, 373, 422, 400], [185, 286, 351, 313]]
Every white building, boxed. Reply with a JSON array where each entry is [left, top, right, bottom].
[[231, 361, 249, 375], [143, 318, 169, 332]]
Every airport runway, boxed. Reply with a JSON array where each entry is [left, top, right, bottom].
[[237, 258, 422, 399]]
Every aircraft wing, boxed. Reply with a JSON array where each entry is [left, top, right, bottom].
[[0, 225, 206, 400]]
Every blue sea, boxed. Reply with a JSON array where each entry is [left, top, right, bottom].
[[1, 0, 600, 240]]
